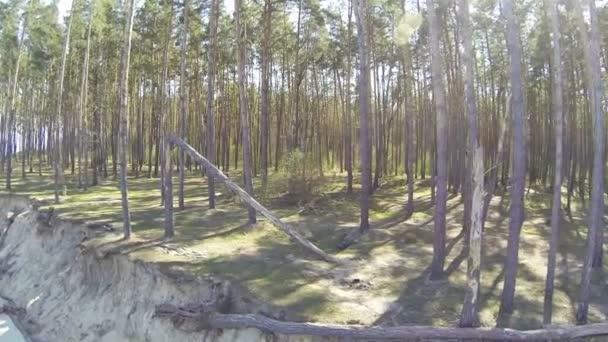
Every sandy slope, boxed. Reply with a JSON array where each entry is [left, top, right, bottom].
[[0, 195, 324, 342]]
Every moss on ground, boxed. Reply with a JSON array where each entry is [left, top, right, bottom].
[[2, 168, 608, 329]]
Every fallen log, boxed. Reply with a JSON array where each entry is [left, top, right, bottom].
[[168, 136, 338, 264], [155, 303, 608, 341]]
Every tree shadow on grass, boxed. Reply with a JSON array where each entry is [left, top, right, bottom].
[[150, 235, 338, 322]]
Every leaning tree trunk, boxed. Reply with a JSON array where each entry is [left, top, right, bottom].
[[118, 0, 137, 239], [235, 0, 256, 224], [427, 0, 448, 280], [500, 0, 527, 315], [53, 0, 76, 203], [575, 0, 605, 324], [543, 0, 564, 325], [457, 0, 483, 327]]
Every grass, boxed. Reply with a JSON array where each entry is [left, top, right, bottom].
[[1, 165, 608, 329]]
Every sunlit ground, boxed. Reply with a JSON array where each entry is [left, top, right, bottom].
[[1, 164, 607, 329]]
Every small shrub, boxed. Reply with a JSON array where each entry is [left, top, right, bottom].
[[279, 149, 321, 201]]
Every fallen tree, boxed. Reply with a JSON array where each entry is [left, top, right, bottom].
[[156, 303, 608, 341], [167, 136, 338, 264]]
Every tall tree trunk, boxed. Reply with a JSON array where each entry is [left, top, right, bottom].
[[336, 0, 371, 250], [345, 0, 354, 194], [207, 0, 219, 209], [355, 0, 371, 234], [78, 8, 94, 191], [235, 0, 256, 224], [460, 146, 484, 327], [54, 0, 76, 203], [159, 1, 174, 206], [178, 0, 189, 210], [427, 0, 448, 280], [500, 0, 527, 315], [92, 61, 100, 186], [118, 0, 137, 239], [458, 0, 483, 327], [543, 0, 564, 325], [576, 0, 605, 324], [460, 0, 480, 249], [260, 0, 272, 189], [5, 25, 25, 191]]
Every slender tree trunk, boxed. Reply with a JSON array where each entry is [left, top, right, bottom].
[[543, 0, 564, 325], [576, 0, 605, 324], [235, 0, 256, 224], [118, 0, 137, 239], [427, 0, 448, 280], [500, 0, 527, 315]]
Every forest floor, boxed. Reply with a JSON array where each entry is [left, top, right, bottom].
[[2, 168, 608, 330]]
